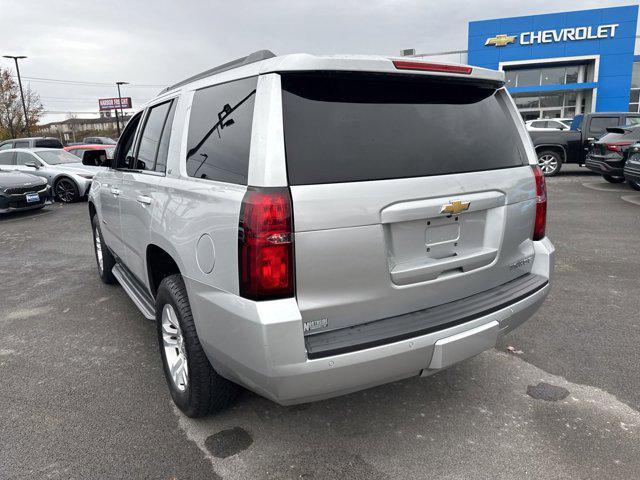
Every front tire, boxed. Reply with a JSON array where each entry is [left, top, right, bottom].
[[92, 214, 116, 284], [156, 274, 239, 417], [54, 177, 79, 203], [602, 174, 625, 184], [537, 150, 562, 177]]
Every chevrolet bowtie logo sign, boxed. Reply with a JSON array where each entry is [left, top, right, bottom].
[[440, 201, 471, 215], [485, 34, 517, 47]]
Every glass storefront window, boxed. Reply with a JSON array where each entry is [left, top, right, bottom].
[[565, 66, 580, 84], [541, 67, 566, 85], [505, 70, 516, 87], [631, 62, 640, 89], [564, 93, 577, 106], [516, 69, 541, 87], [630, 90, 640, 104], [564, 108, 576, 118], [514, 96, 540, 109], [540, 94, 563, 107]]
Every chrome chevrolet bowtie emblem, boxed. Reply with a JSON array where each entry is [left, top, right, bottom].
[[440, 200, 470, 215], [485, 34, 517, 47]]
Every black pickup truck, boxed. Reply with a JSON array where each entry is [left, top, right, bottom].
[[529, 112, 640, 176]]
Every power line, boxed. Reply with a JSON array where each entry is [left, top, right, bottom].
[[11, 74, 167, 88]]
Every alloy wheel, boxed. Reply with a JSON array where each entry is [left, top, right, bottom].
[[55, 179, 76, 203], [538, 154, 558, 175], [161, 304, 189, 392]]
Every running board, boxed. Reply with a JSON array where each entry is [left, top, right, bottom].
[[111, 263, 156, 321]]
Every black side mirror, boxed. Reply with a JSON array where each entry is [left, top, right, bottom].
[[82, 150, 109, 167], [24, 162, 39, 169]]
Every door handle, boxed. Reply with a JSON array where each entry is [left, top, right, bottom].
[[136, 195, 152, 205], [111, 188, 120, 196]]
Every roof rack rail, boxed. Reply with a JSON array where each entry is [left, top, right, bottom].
[[160, 50, 276, 94]]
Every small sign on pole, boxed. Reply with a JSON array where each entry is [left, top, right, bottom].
[[98, 97, 132, 111]]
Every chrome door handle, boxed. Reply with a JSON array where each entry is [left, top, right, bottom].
[[136, 195, 152, 205], [111, 188, 120, 196]]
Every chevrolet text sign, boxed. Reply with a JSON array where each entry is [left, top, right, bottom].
[[485, 23, 619, 47]]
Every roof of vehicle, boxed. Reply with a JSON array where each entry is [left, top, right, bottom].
[[157, 51, 505, 100], [1, 148, 69, 153], [64, 144, 115, 150]]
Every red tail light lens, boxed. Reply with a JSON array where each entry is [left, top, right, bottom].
[[532, 166, 547, 241], [604, 142, 632, 153], [392, 60, 472, 75], [239, 187, 294, 300]]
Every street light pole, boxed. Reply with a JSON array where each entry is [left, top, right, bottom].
[[3, 55, 29, 135], [115, 81, 129, 137]]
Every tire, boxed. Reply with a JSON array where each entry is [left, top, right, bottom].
[[91, 214, 117, 284], [54, 177, 79, 203], [537, 150, 563, 177], [628, 180, 640, 191], [156, 274, 239, 417], [602, 174, 625, 184]]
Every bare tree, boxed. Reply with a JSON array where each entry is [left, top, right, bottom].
[[0, 68, 44, 139]]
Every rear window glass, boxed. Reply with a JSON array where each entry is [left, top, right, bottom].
[[186, 76, 257, 184], [35, 139, 63, 148], [281, 72, 527, 185]]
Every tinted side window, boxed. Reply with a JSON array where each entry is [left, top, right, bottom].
[[14, 141, 29, 148], [34, 139, 63, 148], [589, 117, 618, 134], [154, 101, 177, 173], [0, 151, 15, 165], [114, 112, 143, 169], [186, 76, 257, 184], [135, 101, 172, 171], [16, 152, 35, 165], [0, 143, 13, 150], [532, 121, 547, 128]]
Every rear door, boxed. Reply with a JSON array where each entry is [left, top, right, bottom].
[[119, 99, 177, 286], [280, 72, 538, 332], [0, 150, 16, 168]]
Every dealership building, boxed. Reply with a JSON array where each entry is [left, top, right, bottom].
[[411, 5, 640, 120]]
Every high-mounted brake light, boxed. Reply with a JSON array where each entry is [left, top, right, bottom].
[[532, 166, 547, 241], [238, 187, 294, 300], [604, 142, 632, 153], [392, 60, 472, 75]]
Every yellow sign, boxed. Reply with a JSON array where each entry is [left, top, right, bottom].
[[485, 34, 517, 47]]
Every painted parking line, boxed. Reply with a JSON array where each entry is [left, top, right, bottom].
[[581, 181, 631, 193], [621, 195, 640, 206]]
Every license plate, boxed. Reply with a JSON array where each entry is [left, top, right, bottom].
[[25, 193, 40, 203]]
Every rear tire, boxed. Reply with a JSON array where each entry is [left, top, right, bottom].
[[91, 214, 116, 284], [156, 274, 239, 417], [602, 174, 625, 184], [537, 150, 562, 177], [628, 180, 640, 191]]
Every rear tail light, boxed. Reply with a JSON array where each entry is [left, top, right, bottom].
[[238, 187, 294, 300], [604, 142, 632, 153], [532, 166, 547, 241], [392, 60, 472, 75]]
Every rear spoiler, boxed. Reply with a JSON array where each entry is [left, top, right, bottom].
[[605, 127, 631, 134]]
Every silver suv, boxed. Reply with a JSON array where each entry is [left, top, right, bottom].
[[88, 51, 554, 417]]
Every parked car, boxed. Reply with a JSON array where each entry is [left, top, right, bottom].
[[88, 52, 554, 417], [82, 136, 116, 145], [525, 118, 572, 131], [0, 137, 63, 150], [529, 112, 640, 176], [623, 143, 640, 191], [585, 126, 640, 183], [0, 169, 50, 213], [0, 148, 101, 203], [65, 144, 115, 166]]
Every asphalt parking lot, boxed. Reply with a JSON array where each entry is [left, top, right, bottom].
[[1, 165, 639, 480]]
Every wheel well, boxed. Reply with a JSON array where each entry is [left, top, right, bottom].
[[535, 146, 565, 162], [147, 245, 181, 297]]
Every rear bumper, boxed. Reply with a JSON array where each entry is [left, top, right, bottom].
[[623, 163, 640, 183], [585, 157, 623, 176], [188, 238, 555, 405]]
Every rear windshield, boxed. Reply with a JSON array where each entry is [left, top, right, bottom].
[[34, 139, 63, 148], [281, 72, 526, 185]]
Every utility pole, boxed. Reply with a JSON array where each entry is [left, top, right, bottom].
[[3, 55, 29, 135], [115, 81, 129, 137]]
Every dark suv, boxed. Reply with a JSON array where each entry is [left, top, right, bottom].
[[585, 125, 640, 183]]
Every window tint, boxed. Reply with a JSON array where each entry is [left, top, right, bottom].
[[14, 141, 29, 148], [0, 143, 11, 151], [186, 76, 257, 184], [589, 117, 619, 134], [0, 151, 15, 165], [281, 72, 526, 185], [134, 101, 172, 171], [114, 112, 143, 169], [16, 152, 35, 165], [34, 139, 63, 148], [154, 101, 177, 173], [531, 121, 547, 128]]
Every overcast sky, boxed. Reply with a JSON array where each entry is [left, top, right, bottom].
[[0, 0, 636, 124]]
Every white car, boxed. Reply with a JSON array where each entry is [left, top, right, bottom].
[[0, 148, 102, 203], [526, 119, 573, 131]]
